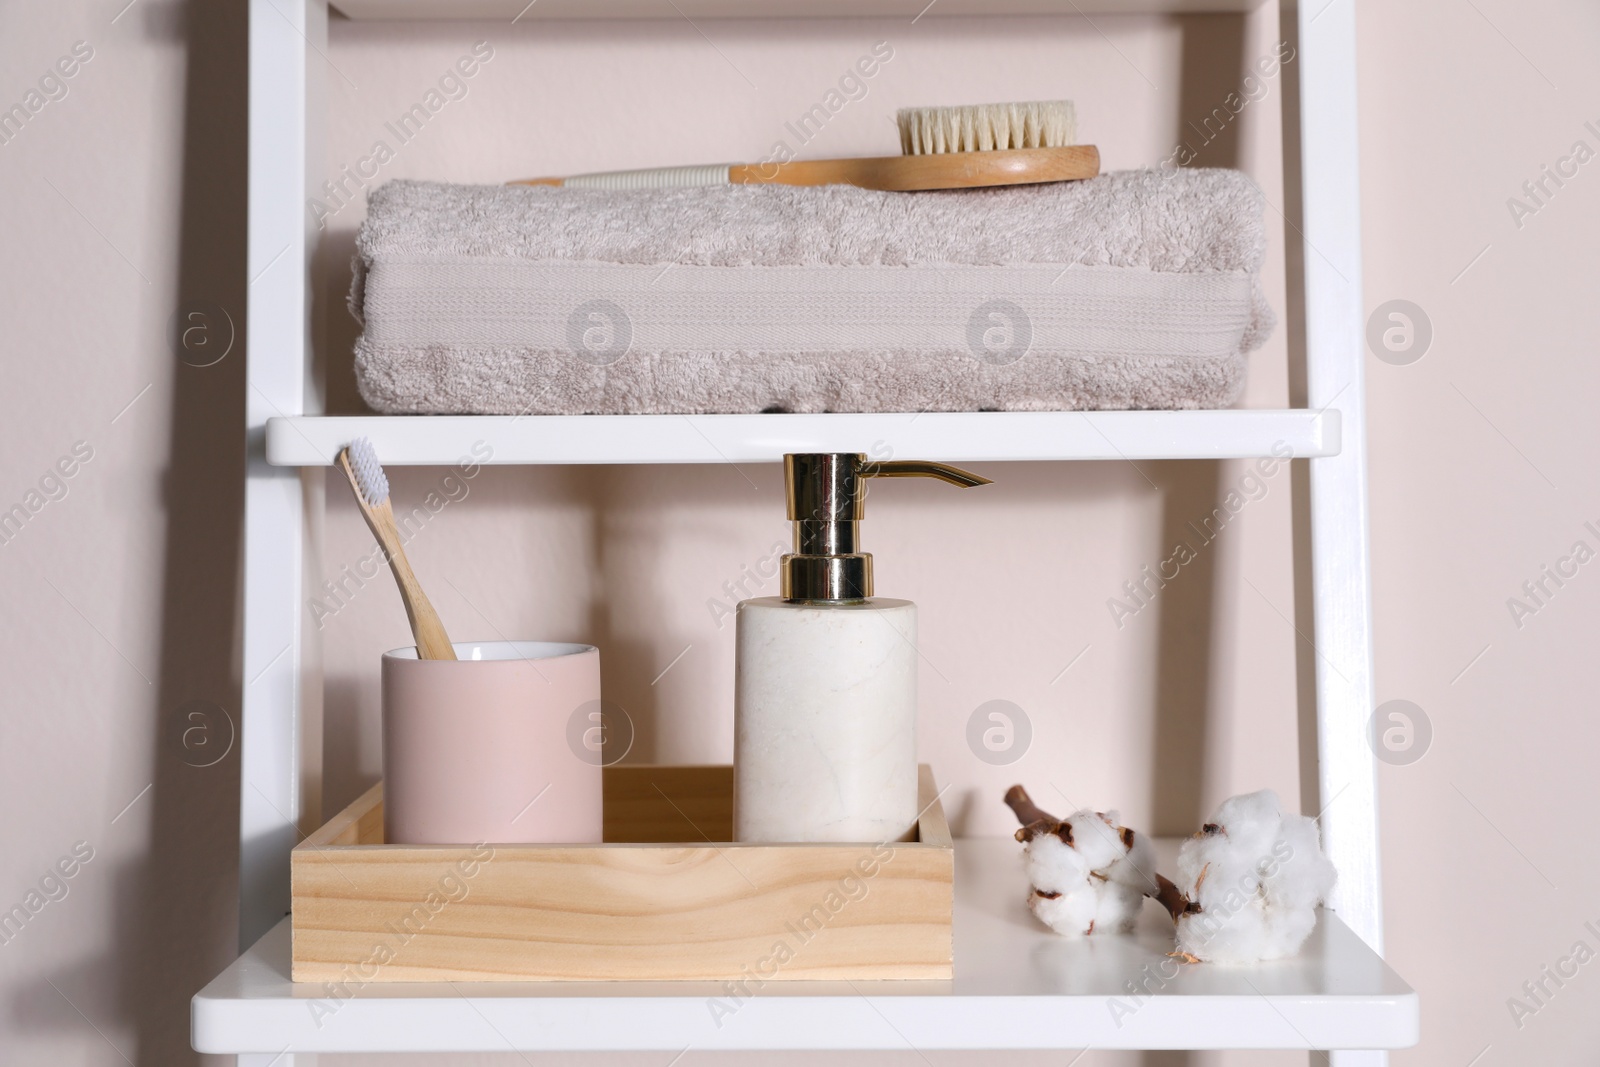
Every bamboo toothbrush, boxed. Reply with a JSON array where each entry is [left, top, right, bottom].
[[512, 100, 1099, 192], [337, 437, 457, 661]]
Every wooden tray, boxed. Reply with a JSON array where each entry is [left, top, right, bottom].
[[291, 764, 953, 982]]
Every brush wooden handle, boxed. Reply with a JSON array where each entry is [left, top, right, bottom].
[[731, 146, 1099, 191], [512, 145, 1099, 192], [337, 450, 456, 662]]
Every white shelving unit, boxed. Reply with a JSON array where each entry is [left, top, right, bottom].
[[333, 0, 1268, 16], [264, 410, 1341, 466], [212, 0, 1411, 1062], [194, 840, 1416, 1055]]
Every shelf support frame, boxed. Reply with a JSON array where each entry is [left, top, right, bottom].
[[226, 3, 1396, 1062], [1290, 0, 1386, 1061], [241, 0, 327, 958]]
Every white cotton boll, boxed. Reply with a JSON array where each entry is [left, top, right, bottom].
[[1091, 881, 1145, 935], [1108, 821, 1161, 897], [1061, 810, 1160, 893], [1021, 831, 1088, 894], [1273, 814, 1337, 909], [1029, 879, 1102, 937], [1019, 810, 1156, 937], [1021, 832, 1098, 937], [1208, 791, 1283, 856], [1068, 810, 1127, 870], [1174, 789, 1337, 963], [1092, 881, 1148, 935]]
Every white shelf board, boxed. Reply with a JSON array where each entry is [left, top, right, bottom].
[[265, 409, 1339, 466], [192, 838, 1416, 1054], [334, 0, 1267, 19]]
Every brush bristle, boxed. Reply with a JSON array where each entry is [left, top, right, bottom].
[[346, 436, 389, 507], [897, 100, 1076, 155]]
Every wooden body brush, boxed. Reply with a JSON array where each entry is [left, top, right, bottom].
[[338, 438, 456, 661], [513, 101, 1099, 192]]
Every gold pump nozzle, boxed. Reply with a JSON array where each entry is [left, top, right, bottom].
[[780, 453, 990, 601], [861, 459, 992, 488]]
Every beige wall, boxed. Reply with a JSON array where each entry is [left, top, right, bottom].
[[0, 2, 1594, 1065]]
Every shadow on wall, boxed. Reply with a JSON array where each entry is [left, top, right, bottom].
[[90, 2, 247, 1065], [319, 224, 364, 415], [1148, 11, 1248, 838], [1143, 13, 1246, 1067], [1277, 0, 1323, 827]]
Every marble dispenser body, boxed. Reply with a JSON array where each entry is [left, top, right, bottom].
[[734, 596, 919, 842], [731, 452, 989, 844]]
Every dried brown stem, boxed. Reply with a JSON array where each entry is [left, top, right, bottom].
[[1003, 785, 1058, 828], [1151, 873, 1192, 924], [1014, 818, 1073, 845]]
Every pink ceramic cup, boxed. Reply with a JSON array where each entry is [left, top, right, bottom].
[[381, 641, 602, 845]]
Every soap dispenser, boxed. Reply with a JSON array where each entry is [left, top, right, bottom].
[[733, 453, 991, 843]]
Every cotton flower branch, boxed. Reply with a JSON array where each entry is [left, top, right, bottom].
[[1003, 785, 1337, 963], [1002, 785, 1161, 938]]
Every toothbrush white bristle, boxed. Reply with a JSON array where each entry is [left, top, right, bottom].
[[897, 100, 1076, 155], [347, 437, 389, 506]]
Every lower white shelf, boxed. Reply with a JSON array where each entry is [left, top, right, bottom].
[[192, 838, 1416, 1054], [333, 0, 1268, 18], [263, 409, 1339, 467]]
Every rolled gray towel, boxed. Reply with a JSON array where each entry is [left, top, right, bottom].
[[350, 169, 1274, 415]]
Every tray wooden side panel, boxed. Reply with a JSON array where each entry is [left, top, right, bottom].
[[291, 765, 953, 982], [300, 766, 737, 849], [303, 781, 384, 847], [914, 764, 951, 847]]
